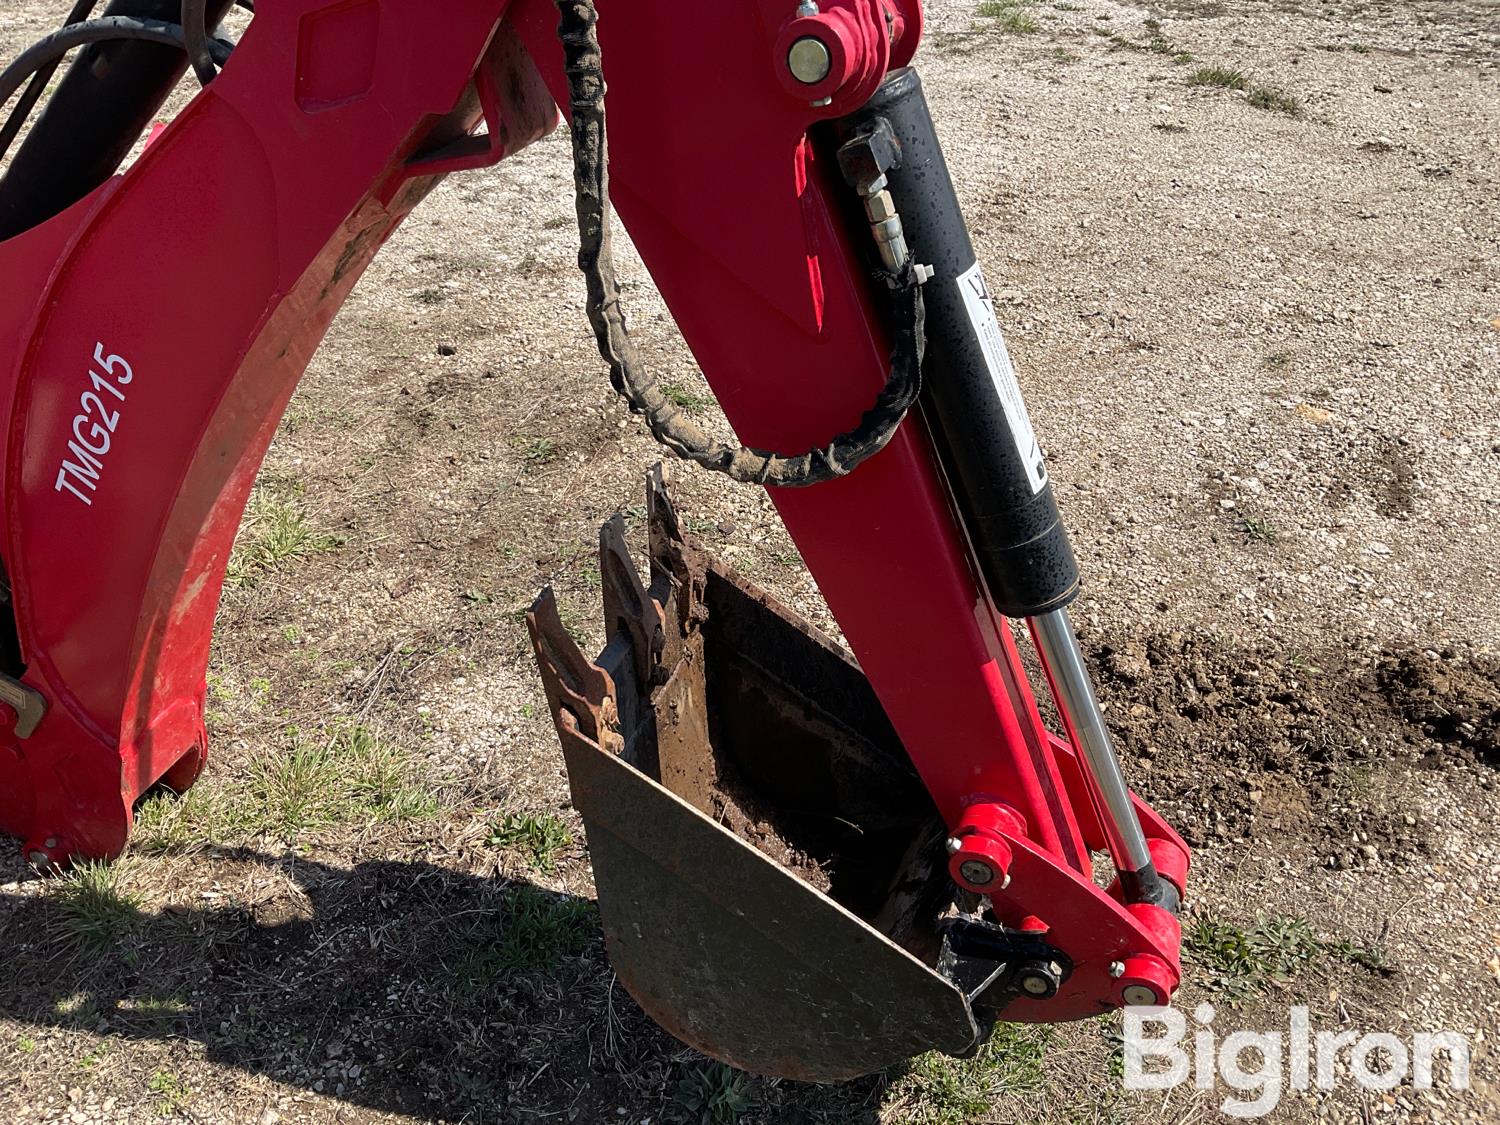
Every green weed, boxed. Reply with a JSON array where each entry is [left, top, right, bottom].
[[659, 382, 713, 415], [1185, 913, 1386, 1002], [148, 1070, 191, 1116], [511, 435, 558, 467], [486, 812, 573, 872], [226, 486, 340, 587], [52, 862, 140, 951], [675, 1063, 757, 1123], [888, 1024, 1050, 1123], [1187, 65, 1248, 90], [1248, 85, 1303, 116], [443, 887, 595, 994], [977, 0, 1039, 34], [1239, 517, 1280, 543]]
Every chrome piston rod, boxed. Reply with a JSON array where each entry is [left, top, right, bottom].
[[1030, 606, 1170, 906]]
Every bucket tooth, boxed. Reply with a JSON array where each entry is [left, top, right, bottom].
[[526, 470, 981, 1081]]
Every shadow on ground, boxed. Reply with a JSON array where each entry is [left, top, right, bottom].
[[0, 847, 886, 1123]]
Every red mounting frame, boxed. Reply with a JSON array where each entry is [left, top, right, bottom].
[[0, 0, 1185, 1016]]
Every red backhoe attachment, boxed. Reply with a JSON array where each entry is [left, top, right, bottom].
[[0, 0, 1190, 1081]]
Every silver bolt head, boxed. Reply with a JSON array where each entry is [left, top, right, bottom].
[[1122, 984, 1160, 1006], [1109, 960, 1126, 979], [957, 859, 995, 886], [788, 37, 833, 85], [945, 836, 963, 854]]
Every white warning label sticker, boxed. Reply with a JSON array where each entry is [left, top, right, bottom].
[[956, 261, 1048, 495]]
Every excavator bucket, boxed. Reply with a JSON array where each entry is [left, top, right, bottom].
[[527, 469, 981, 1081]]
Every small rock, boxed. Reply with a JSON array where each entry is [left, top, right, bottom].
[[436, 342, 458, 357]]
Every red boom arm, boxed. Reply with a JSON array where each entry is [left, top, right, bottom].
[[0, 0, 1186, 1025]]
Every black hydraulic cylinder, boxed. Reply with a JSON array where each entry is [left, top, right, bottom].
[[838, 68, 1079, 619], [0, 0, 236, 242]]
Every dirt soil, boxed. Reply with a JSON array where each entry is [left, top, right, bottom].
[[2, 1, 1498, 1123]]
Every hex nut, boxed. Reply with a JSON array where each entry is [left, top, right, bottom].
[[865, 190, 897, 223]]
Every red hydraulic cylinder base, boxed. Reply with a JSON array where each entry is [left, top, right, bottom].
[[0, 0, 1185, 1014]]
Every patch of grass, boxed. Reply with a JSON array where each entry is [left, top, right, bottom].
[[1248, 85, 1303, 116], [226, 486, 341, 588], [52, 862, 140, 951], [1187, 65, 1248, 90], [1239, 516, 1279, 543], [443, 887, 595, 994], [486, 811, 572, 872], [136, 723, 436, 848], [977, 0, 1039, 34], [510, 434, 558, 467], [675, 1063, 757, 1123], [542, 215, 572, 231], [132, 786, 226, 854], [659, 382, 713, 415], [1264, 350, 1293, 369], [413, 287, 447, 305], [1101, 29, 1191, 62], [17, 1035, 37, 1054], [1350, 42, 1371, 54], [250, 722, 439, 837], [148, 1069, 191, 1116], [1185, 913, 1386, 1003], [887, 1024, 1049, 1123]]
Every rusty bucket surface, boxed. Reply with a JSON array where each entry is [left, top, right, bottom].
[[527, 470, 979, 1082]]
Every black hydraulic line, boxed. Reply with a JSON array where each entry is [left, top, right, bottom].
[[0, 18, 230, 109], [182, 0, 217, 85], [555, 0, 926, 488], [0, 0, 236, 242], [0, 1, 97, 164]]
